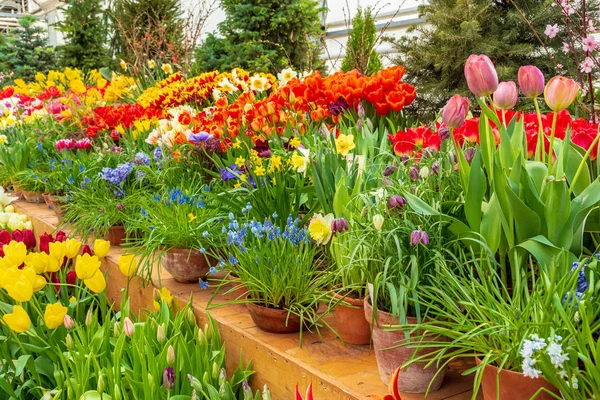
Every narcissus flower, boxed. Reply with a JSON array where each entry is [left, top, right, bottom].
[[335, 133, 356, 156], [3, 305, 30, 333], [309, 213, 334, 245], [93, 239, 110, 259], [75, 253, 101, 280], [161, 64, 173, 74], [118, 254, 137, 277], [44, 303, 68, 329], [290, 148, 310, 174], [84, 270, 106, 293]]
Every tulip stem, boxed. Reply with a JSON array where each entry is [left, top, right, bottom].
[[501, 110, 506, 128], [533, 97, 544, 163], [568, 127, 600, 197], [548, 111, 558, 173]]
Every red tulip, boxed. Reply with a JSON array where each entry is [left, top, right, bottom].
[[493, 81, 519, 110], [66, 271, 77, 286], [518, 66, 545, 99], [544, 76, 580, 112], [0, 230, 10, 245], [81, 244, 93, 256], [11, 230, 23, 243], [22, 229, 36, 250], [40, 233, 53, 254], [55, 231, 67, 242], [52, 276, 61, 292], [442, 94, 471, 129], [464, 54, 499, 97]]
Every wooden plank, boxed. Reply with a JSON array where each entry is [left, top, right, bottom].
[[14, 201, 480, 400]]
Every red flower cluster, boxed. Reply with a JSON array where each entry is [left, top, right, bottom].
[[84, 104, 166, 138], [0, 229, 36, 257], [388, 126, 441, 158]]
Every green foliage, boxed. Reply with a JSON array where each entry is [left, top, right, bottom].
[[195, 0, 324, 73], [341, 7, 383, 76], [391, 0, 568, 120], [111, 0, 184, 65], [0, 16, 58, 82], [56, 0, 111, 70]]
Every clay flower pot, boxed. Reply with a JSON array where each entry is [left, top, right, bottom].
[[475, 357, 559, 400], [161, 248, 214, 283], [22, 190, 42, 203], [11, 180, 23, 197], [364, 296, 446, 393], [104, 225, 127, 246], [226, 273, 249, 299], [246, 300, 301, 334], [333, 292, 371, 345]]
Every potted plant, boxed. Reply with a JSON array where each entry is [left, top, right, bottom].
[[126, 183, 225, 284], [400, 250, 598, 399], [208, 213, 334, 340]]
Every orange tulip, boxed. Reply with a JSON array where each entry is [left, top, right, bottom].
[[544, 76, 579, 112]]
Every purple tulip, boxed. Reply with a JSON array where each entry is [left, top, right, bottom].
[[163, 367, 175, 390], [442, 94, 471, 129], [438, 126, 450, 140], [383, 165, 396, 177], [409, 166, 419, 181], [410, 230, 429, 246], [387, 195, 407, 210]]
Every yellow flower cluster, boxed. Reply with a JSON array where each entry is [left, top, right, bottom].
[[0, 238, 111, 333]]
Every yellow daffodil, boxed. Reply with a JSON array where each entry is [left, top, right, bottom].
[[232, 139, 241, 149], [335, 133, 356, 156], [118, 254, 137, 277], [188, 213, 197, 223], [93, 239, 110, 259], [289, 137, 301, 148], [84, 270, 106, 293], [75, 253, 101, 280], [120, 59, 128, 71], [49, 241, 67, 261], [69, 296, 76, 304], [254, 165, 266, 177], [270, 155, 282, 171], [44, 303, 68, 329], [3, 305, 31, 333], [289, 148, 310, 174], [65, 239, 82, 259], [0, 135, 7, 144], [147, 60, 156, 69], [309, 213, 334, 245], [235, 156, 246, 168], [161, 64, 173, 74]]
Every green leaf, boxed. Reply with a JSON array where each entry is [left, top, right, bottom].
[[80, 390, 112, 400], [480, 194, 502, 254], [465, 150, 484, 231], [14, 355, 31, 376], [516, 236, 576, 269]]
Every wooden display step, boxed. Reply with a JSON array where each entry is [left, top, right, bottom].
[[15, 201, 479, 400]]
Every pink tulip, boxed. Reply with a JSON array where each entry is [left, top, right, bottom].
[[544, 76, 580, 112], [518, 66, 545, 98], [493, 81, 519, 110], [464, 55, 499, 97], [442, 94, 471, 129]]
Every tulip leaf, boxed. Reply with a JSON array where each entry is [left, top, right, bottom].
[[476, 98, 502, 128], [0, 377, 17, 398], [524, 161, 548, 195], [565, 141, 591, 196], [544, 179, 570, 247], [478, 116, 494, 176], [333, 177, 351, 217], [14, 355, 31, 377], [480, 194, 502, 254], [584, 208, 600, 232], [516, 236, 576, 269], [465, 150, 484, 231], [498, 125, 514, 169]]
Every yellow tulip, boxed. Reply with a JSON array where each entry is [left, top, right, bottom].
[[49, 241, 67, 261], [44, 255, 61, 273], [84, 270, 106, 293], [4, 269, 33, 302], [93, 239, 110, 259], [118, 254, 137, 277], [33, 275, 47, 292], [65, 239, 82, 259], [2, 241, 27, 268], [24, 253, 47, 274], [75, 254, 101, 280], [3, 305, 31, 333], [44, 303, 68, 329]]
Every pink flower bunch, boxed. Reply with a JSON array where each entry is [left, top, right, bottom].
[[55, 139, 75, 151], [75, 138, 93, 150]]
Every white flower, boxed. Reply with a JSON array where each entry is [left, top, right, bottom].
[[570, 376, 579, 389], [545, 24, 560, 39], [0, 187, 18, 208], [522, 358, 542, 379], [574, 310, 581, 322], [219, 77, 239, 93], [277, 68, 298, 86], [546, 342, 569, 369], [249, 75, 270, 92], [369, 187, 387, 201]]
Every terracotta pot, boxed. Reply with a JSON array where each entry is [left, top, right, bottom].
[[475, 357, 559, 400], [160, 248, 214, 283], [226, 273, 249, 299], [246, 300, 301, 334], [11, 180, 23, 197], [104, 226, 127, 246], [364, 296, 445, 393], [333, 292, 371, 345], [22, 190, 42, 203]]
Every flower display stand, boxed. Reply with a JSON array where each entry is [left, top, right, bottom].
[[15, 200, 480, 400]]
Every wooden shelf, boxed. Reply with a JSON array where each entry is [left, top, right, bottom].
[[15, 201, 480, 400]]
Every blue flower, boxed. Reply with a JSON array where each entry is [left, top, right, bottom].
[[228, 212, 235, 220], [245, 202, 252, 210], [133, 152, 151, 166], [202, 231, 209, 238], [200, 248, 206, 253], [68, 176, 75, 184], [209, 267, 218, 274], [220, 165, 240, 181], [141, 208, 148, 216], [229, 255, 238, 265], [272, 212, 278, 218], [199, 280, 209, 289], [153, 147, 163, 161], [189, 131, 214, 143], [221, 226, 227, 233]]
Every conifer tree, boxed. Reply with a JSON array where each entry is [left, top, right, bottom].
[[392, 0, 569, 119], [341, 6, 382, 76], [57, 0, 110, 70], [195, 0, 324, 73]]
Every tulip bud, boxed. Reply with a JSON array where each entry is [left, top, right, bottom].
[[409, 166, 419, 181], [153, 288, 162, 303], [40, 233, 52, 254], [464, 147, 476, 164], [242, 381, 253, 399], [464, 54, 498, 97], [163, 367, 175, 390], [365, 118, 373, 131], [167, 345, 175, 366], [185, 307, 196, 325], [360, 206, 368, 219], [442, 94, 471, 129], [66, 271, 77, 285], [85, 310, 93, 327], [81, 244, 93, 256], [204, 324, 213, 343], [147, 373, 154, 393], [123, 317, 135, 337], [97, 373, 105, 393], [55, 231, 67, 242], [438, 126, 450, 140], [357, 102, 365, 119], [419, 166, 430, 179], [191, 389, 200, 400], [331, 218, 349, 233], [113, 322, 120, 337], [544, 76, 580, 112], [114, 384, 122, 400], [64, 314, 75, 330], [372, 214, 384, 231], [22, 229, 36, 249], [356, 118, 363, 132], [383, 165, 396, 177], [65, 334, 73, 349], [157, 323, 166, 344], [492, 81, 518, 110], [387, 195, 407, 211], [431, 161, 440, 175], [188, 374, 203, 391], [219, 368, 226, 386], [197, 329, 206, 346], [518, 66, 545, 99], [212, 362, 219, 380]]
